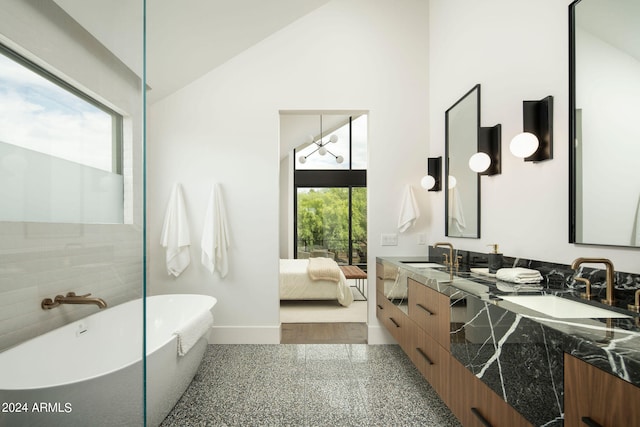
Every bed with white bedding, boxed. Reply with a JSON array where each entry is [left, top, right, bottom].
[[279, 258, 354, 307]]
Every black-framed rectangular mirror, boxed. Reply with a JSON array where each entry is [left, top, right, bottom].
[[445, 85, 481, 238], [569, 0, 640, 247]]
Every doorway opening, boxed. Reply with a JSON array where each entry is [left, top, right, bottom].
[[279, 112, 368, 343]]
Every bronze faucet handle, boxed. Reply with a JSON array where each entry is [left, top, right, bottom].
[[66, 292, 91, 298], [628, 289, 640, 313], [575, 277, 594, 300], [442, 253, 450, 265], [41, 298, 60, 309]]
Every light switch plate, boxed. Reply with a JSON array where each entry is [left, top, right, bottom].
[[381, 233, 398, 246]]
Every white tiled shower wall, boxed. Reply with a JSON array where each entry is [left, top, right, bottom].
[[0, 223, 143, 351]]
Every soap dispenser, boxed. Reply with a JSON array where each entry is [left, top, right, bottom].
[[487, 244, 503, 274]]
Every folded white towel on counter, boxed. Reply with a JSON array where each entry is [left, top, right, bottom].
[[496, 282, 543, 293], [398, 185, 420, 233], [201, 183, 230, 277], [174, 309, 213, 356], [160, 183, 191, 277], [496, 267, 543, 284]]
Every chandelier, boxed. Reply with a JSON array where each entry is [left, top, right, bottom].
[[298, 115, 343, 164]]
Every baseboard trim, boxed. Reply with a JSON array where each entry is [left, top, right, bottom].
[[208, 324, 395, 345], [208, 325, 280, 344], [367, 324, 398, 344]]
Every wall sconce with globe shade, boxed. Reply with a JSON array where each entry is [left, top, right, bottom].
[[421, 156, 442, 191], [510, 96, 553, 162], [469, 124, 501, 175]]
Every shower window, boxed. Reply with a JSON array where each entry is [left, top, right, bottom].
[[0, 44, 124, 223]]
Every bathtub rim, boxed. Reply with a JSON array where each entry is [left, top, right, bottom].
[[0, 293, 216, 391]]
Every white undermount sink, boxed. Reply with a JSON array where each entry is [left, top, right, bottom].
[[500, 295, 631, 319], [401, 262, 446, 268]]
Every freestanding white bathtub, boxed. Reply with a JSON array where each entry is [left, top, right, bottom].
[[0, 294, 217, 427]]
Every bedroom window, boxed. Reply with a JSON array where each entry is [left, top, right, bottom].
[[0, 43, 124, 223], [294, 115, 367, 268]]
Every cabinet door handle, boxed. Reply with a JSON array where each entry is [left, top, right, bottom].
[[416, 303, 434, 316], [415, 348, 434, 365], [470, 407, 492, 427], [581, 417, 603, 427], [389, 317, 400, 328], [377, 304, 383, 310]]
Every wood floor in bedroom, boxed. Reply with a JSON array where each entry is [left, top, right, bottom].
[[281, 322, 367, 344]]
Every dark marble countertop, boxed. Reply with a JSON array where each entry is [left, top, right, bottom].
[[377, 256, 640, 426]]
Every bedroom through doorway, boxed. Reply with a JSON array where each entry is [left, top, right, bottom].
[[278, 112, 368, 342]]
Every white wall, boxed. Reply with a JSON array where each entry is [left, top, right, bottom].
[[428, 0, 639, 272], [148, 0, 430, 343]]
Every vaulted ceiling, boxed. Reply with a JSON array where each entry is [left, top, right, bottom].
[[53, 0, 331, 103]]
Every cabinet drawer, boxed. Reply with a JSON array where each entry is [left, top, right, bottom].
[[408, 278, 450, 350], [376, 291, 411, 347], [409, 325, 450, 402], [564, 353, 640, 427], [449, 358, 532, 427]]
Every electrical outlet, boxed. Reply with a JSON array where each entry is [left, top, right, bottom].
[[417, 233, 427, 245], [381, 233, 398, 246]]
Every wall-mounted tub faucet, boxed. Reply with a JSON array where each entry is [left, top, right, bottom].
[[41, 292, 107, 310]]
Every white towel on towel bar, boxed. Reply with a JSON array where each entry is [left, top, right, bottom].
[[398, 185, 420, 233], [174, 309, 213, 356], [160, 183, 191, 277], [201, 183, 230, 277]]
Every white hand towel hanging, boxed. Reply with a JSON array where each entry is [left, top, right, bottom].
[[398, 185, 420, 233], [201, 183, 230, 277], [160, 183, 191, 277]]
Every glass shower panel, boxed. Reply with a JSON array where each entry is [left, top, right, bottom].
[[0, 0, 145, 425]]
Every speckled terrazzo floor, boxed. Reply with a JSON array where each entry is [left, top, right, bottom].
[[160, 344, 462, 427]]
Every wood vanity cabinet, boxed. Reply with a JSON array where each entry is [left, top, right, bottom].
[[376, 263, 411, 348], [408, 278, 450, 351], [376, 263, 532, 426], [375, 291, 412, 349], [407, 278, 450, 399], [564, 353, 640, 427], [408, 319, 450, 400]]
